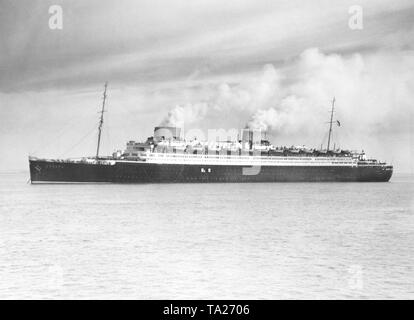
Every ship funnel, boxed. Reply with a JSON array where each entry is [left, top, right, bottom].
[[154, 126, 181, 142], [241, 128, 262, 150]]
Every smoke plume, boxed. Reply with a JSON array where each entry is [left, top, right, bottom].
[[160, 102, 210, 127]]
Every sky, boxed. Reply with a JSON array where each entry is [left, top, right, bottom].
[[0, 0, 413, 172]]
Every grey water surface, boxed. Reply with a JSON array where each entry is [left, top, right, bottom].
[[0, 172, 413, 299]]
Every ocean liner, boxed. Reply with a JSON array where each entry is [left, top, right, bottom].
[[29, 84, 393, 183]]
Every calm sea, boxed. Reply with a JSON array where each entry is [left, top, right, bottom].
[[0, 172, 413, 299]]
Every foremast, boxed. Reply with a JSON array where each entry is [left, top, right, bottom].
[[96, 82, 108, 159]]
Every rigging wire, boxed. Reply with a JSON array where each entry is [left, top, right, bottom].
[[58, 123, 98, 158], [30, 85, 110, 159], [30, 116, 85, 156], [104, 109, 112, 155], [104, 101, 128, 153]]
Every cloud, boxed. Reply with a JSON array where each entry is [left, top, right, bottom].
[[1, 0, 413, 91]]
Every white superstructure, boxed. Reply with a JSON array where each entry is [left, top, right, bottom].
[[136, 152, 358, 167]]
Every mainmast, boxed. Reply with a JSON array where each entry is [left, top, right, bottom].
[[96, 82, 108, 159], [326, 97, 335, 151]]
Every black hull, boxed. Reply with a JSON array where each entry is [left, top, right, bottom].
[[29, 159, 393, 183]]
